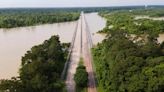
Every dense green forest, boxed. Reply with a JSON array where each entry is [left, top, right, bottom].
[[100, 8, 164, 17], [93, 30, 164, 92], [0, 35, 69, 92], [93, 8, 164, 92], [1, 6, 164, 28], [99, 8, 164, 35], [0, 9, 80, 28]]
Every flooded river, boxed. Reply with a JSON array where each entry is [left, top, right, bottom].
[[135, 16, 164, 20], [0, 13, 106, 79], [135, 15, 164, 43], [158, 34, 164, 43]]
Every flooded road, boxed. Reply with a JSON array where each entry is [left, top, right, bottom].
[[0, 13, 106, 79]]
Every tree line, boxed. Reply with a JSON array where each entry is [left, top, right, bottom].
[[1, 7, 164, 28], [0, 9, 80, 28], [99, 9, 164, 36]]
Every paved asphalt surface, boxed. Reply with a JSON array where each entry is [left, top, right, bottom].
[[66, 12, 97, 92]]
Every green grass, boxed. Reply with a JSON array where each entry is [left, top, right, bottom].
[[76, 86, 87, 92], [97, 85, 105, 92], [75, 57, 87, 92], [79, 57, 84, 65]]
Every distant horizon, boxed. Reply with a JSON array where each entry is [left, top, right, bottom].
[[0, 0, 164, 8], [0, 5, 164, 9]]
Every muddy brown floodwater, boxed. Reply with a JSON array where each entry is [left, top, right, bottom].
[[0, 13, 106, 79]]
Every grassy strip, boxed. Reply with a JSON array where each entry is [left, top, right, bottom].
[[76, 86, 87, 92], [74, 57, 88, 92]]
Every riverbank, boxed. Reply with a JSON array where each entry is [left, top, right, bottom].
[[0, 9, 80, 28], [0, 12, 106, 79]]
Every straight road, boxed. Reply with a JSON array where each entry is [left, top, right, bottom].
[[66, 12, 97, 92], [66, 13, 82, 92], [81, 12, 97, 92]]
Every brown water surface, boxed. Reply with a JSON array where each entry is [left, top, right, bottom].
[[0, 13, 106, 79]]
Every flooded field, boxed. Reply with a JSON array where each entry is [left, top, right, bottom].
[[135, 16, 164, 20]]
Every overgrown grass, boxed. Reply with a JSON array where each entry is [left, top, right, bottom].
[[75, 57, 88, 92], [76, 86, 87, 92], [97, 84, 105, 92], [79, 57, 84, 65]]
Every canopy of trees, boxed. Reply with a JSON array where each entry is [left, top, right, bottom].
[[96, 7, 164, 92], [92, 30, 164, 92], [99, 9, 164, 35], [0, 35, 67, 92], [1, 6, 164, 28], [0, 9, 80, 28], [74, 58, 88, 92]]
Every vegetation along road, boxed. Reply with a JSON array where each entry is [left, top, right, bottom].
[[65, 12, 97, 92]]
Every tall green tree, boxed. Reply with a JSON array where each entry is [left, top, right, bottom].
[[0, 35, 66, 92]]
